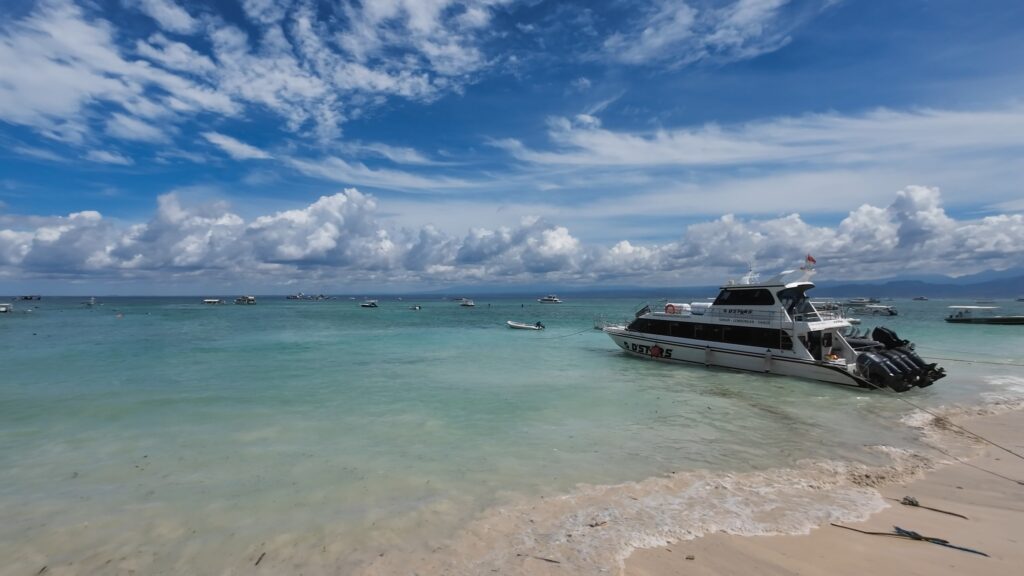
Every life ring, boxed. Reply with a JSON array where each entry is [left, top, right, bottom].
[[665, 304, 677, 314]]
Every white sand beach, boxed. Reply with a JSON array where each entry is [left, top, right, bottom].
[[625, 409, 1024, 576]]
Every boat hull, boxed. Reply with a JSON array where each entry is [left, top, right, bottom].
[[604, 328, 867, 388], [945, 317, 1024, 325], [507, 321, 542, 330]]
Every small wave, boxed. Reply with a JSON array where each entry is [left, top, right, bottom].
[[361, 387, 1024, 576], [359, 450, 937, 575]]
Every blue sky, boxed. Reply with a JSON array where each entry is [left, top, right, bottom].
[[1, 0, 1023, 293]]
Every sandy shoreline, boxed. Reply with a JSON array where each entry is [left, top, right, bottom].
[[624, 409, 1024, 576]]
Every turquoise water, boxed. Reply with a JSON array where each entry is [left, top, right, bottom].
[[2, 297, 1023, 574]]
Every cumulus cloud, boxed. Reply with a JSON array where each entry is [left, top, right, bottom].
[[0, 186, 1021, 287]]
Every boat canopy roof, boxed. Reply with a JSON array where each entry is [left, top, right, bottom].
[[948, 305, 999, 309]]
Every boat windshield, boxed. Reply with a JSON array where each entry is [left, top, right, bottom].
[[777, 287, 816, 319]]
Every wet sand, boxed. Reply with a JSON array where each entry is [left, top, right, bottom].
[[625, 409, 1024, 576]]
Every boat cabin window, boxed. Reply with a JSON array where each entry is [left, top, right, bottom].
[[713, 288, 776, 306], [626, 318, 793, 350]]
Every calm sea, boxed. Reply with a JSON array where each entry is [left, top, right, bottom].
[[2, 296, 1022, 574]]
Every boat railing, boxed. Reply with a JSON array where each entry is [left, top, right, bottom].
[[701, 308, 793, 327]]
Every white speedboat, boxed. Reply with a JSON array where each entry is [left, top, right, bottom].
[[603, 267, 944, 392], [537, 295, 562, 303], [360, 299, 379, 308], [507, 320, 544, 330], [946, 306, 1024, 325], [459, 298, 475, 307], [202, 298, 225, 305], [0, 303, 12, 313], [853, 304, 898, 316]]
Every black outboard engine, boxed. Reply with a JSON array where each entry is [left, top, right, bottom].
[[856, 327, 946, 391], [871, 327, 909, 349], [856, 351, 910, 392]]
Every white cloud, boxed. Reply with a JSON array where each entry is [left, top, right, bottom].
[[0, 0, 509, 150], [132, 0, 199, 34], [202, 132, 272, 160], [286, 156, 472, 190], [85, 150, 134, 165], [602, 0, 793, 66], [499, 106, 1024, 168], [1, 186, 1021, 287], [106, 113, 169, 143]]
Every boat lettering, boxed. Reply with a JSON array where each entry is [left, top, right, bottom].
[[625, 341, 672, 359], [721, 309, 752, 315]]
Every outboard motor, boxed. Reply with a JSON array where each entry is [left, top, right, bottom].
[[856, 351, 911, 392], [857, 327, 946, 390], [871, 326, 909, 349]]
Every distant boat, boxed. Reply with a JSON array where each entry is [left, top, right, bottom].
[[409, 305, 421, 311], [234, 296, 256, 305], [203, 298, 225, 305], [18, 295, 41, 301], [846, 297, 880, 305], [537, 295, 562, 303], [849, 304, 898, 316], [912, 296, 928, 301], [360, 299, 379, 308], [286, 292, 305, 300], [459, 298, 475, 307], [0, 303, 12, 313], [507, 320, 544, 330], [83, 297, 97, 307], [946, 306, 1024, 325]]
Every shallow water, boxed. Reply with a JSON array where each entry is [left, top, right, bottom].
[[1, 296, 1023, 574]]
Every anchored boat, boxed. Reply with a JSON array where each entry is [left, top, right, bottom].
[[945, 306, 1024, 325], [603, 267, 944, 392]]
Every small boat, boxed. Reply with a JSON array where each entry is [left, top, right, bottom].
[[459, 298, 475, 307], [846, 297, 880, 305], [286, 292, 305, 300], [360, 299, 379, 308], [203, 298, 225, 305], [508, 320, 544, 330], [83, 297, 97, 307], [912, 296, 928, 301], [945, 306, 1024, 325], [537, 295, 562, 304], [235, 296, 256, 305], [409, 305, 421, 311], [18, 295, 41, 301], [850, 304, 898, 316], [0, 303, 12, 313]]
